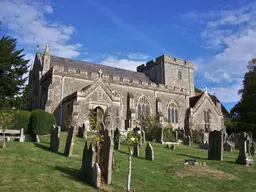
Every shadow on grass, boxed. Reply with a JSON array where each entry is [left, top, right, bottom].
[[34, 143, 65, 156], [55, 166, 83, 182], [118, 150, 145, 160], [175, 153, 207, 160]]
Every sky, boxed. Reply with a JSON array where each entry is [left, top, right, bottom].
[[0, 0, 256, 112]]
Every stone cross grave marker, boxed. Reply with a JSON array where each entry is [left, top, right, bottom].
[[208, 130, 223, 161], [50, 125, 61, 152], [145, 143, 154, 161], [64, 126, 76, 157], [236, 132, 254, 166]]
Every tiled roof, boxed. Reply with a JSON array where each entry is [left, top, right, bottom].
[[190, 92, 230, 117], [49, 55, 151, 82]]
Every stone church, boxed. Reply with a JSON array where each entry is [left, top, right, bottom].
[[28, 43, 229, 133]]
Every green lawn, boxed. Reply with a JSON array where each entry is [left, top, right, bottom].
[[1, 132, 256, 192]]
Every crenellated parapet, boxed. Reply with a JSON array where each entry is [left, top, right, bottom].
[[51, 65, 190, 96], [137, 54, 194, 72]]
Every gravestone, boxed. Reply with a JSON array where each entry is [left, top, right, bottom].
[[235, 134, 240, 149], [166, 144, 171, 149], [174, 130, 178, 142], [250, 142, 255, 156], [19, 128, 25, 142], [236, 132, 254, 166], [171, 145, 176, 150], [141, 130, 145, 143], [223, 141, 232, 152], [99, 129, 113, 185], [133, 144, 139, 157], [114, 128, 120, 150], [81, 142, 97, 184], [183, 136, 191, 146], [203, 132, 209, 143], [208, 130, 223, 161], [64, 126, 76, 157], [92, 163, 101, 188], [50, 125, 61, 152], [145, 143, 154, 161], [77, 124, 86, 138]]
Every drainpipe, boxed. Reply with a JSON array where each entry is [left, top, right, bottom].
[[60, 76, 64, 128]]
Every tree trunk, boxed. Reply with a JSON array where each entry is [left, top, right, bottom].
[[2, 131, 6, 148], [127, 149, 132, 192]]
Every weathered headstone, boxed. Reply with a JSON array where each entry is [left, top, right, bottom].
[[208, 130, 223, 161], [250, 142, 255, 156], [166, 144, 171, 149], [81, 142, 97, 184], [77, 124, 86, 138], [235, 133, 240, 149], [236, 132, 254, 166], [171, 144, 176, 150], [35, 135, 40, 143], [50, 125, 61, 152], [145, 143, 154, 161], [223, 141, 232, 152], [19, 128, 25, 142], [64, 126, 76, 157], [99, 129, 113, 185], [92, 163, 101, 188], [133, 144, 139, 157], [141, 130, 145, 143], [114, 128, 120, 150], [183, 136, 191, 146]]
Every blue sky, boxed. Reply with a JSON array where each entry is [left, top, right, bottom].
[[1, 0, 256, 112]]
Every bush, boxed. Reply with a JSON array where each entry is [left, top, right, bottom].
[[29, 109, 56, 135], [163, 124, 175, 142], [9, 110, 30, 133]]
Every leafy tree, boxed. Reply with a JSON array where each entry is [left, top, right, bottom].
[[0, 36, 30, 109], [195, 87, 203, 93], [231, 58, 256, 133]]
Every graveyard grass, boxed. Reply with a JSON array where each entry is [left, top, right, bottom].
[[1, 133, 256, 192]]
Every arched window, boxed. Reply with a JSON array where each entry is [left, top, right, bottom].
[[168, 102, 179, 123], [204, 110, 211, 132], [137, 95, 150, 119]]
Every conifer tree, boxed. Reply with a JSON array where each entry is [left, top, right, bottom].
[[0, 36, 30, 108]]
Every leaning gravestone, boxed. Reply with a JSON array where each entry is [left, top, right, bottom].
[[50, 125, 61, 152], [145, 143, 154, 161], [99, 129, 113, 185], [133, 144, 140, 157], [208, 130, 223, 161], [223, 141, 232, 152], [64, 126, 76, 157], [236, 132, 254, 166], [235, 133, 240, 149], [183, 136, 191, 146]]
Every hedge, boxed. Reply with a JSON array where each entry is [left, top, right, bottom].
[[29, 109, 56, 135], [9, 110, 31, 134]]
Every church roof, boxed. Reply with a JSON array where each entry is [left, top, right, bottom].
[[190, 92, 230, 117], [47, 54, 151, 82]]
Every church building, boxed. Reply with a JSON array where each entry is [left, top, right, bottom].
[[28, 43, 229, 133]]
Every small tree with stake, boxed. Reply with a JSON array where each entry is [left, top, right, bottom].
[[123, 131, 141, 192]]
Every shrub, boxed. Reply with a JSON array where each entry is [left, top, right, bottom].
[[163, 124, 175, 142], [29, 109, 56, 135], [9, 110, 30, 133]]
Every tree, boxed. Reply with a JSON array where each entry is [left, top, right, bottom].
[[195, 87, 203, 93], [0, 36, 30, 109], [0, 108, 16, 148], [230, 58, 256, 132], [122, 131, 140, 192]]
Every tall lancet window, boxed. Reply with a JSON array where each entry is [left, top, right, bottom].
[[168, 102, 179, 123], [137, 95, 150, 119], [204, 110, 211, 132]]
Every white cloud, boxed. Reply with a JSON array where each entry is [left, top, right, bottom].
[[184, 2, 256, 102], [0, 0, 82, 58], [100, 55, 146, 71], [44, 5, 53, 14], [127, 52, 150, 60]]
